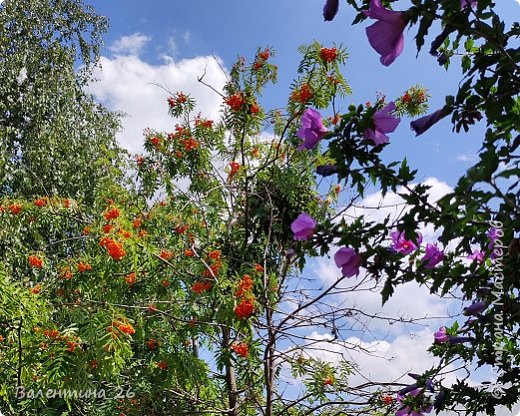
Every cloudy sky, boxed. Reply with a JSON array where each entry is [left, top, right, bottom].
[[85, 1, 520, 414]]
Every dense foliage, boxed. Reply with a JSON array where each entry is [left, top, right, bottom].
[[0, 0, 124, 204]]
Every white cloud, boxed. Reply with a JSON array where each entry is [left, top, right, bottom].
[[341, 177, 452, 238], [110, 33, 152, 56], [88, 54, 227, 154], [299, 328, 460, 388]]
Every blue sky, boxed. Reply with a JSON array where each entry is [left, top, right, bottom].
[[87, 0, 520, 185], [85, 1, 520, 413]]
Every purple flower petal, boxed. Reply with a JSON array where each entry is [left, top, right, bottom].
[[461, 0, 477, 9], [448, 336, 474, 344], [323, 0, 339, 21], [316, 164, 338, 176], [421, 243, 444, 269], [396, 407, 413, 416], [364, 102, 400, 145], [297, 108, 328, 150], [364, 127, 389, 145], [463, 301, 487, 316], [374, 102, 400, 132], [363, 0, 403, 23], [468, 250, 485, 263], [366, 21, 405, 66], [434, 326, 449, 343], [410, 109, 449, 136], [363, 0, 407, 66], [334, 247, 361, 277], [291, 212, 317, 241], [391, 230, 422, 254]]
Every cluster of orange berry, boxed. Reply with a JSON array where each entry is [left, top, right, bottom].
[[100, 237, 126, 261], [167, 92, 188, 109], [320, 47, 338, 63], [77, 261, 92, 273], [231, 342, 249, 358], [291, 83, 313, 104], [224, 93, 245, 111], [34, 198, 46, 207], [234, 274, 256, 319], [103, 206, 120, 221], [28, 255, 43, 268]]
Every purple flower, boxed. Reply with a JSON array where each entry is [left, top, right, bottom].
[[391, 230, 422, 254], [410, 108, 449, 136], [297, 108, 328, 150], [316, 164, 338, 177], [421, 243, 444, 269], [291, 212, 317, 241], [488, 227, 499, 245], [323, 0, 339, 21], [399, 384, 420, 395], [434, 326, 474, 345], [425, 379, 434, 393], [434, 326, 449, 343], [461, 0, 477, 9], [363, 0, 407, 66], [447, 336, 474, 344], [364, 102, 400, 145], [468, 250, 485, 263], [396, 388, 432, 416], [334, 247, 361, 277], [463, 301, 487, 316]]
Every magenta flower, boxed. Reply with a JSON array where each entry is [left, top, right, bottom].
[[461, 0, 477, 9], [291, 212, 317, 241], [364, 102, 400, 145], [323, 0, 339, 21], [421, 243, 444, 269], [297, 108, 328, 150], [433, 326, 449, 343], [468, 250, 485, 263], [363, 0, 407, 66], [391, 230, 422, 254], [334, 247, 361, 277], [434, 326, 473, 344]]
